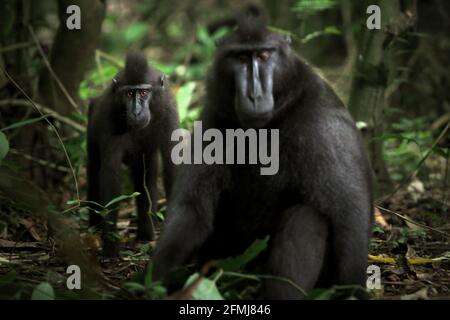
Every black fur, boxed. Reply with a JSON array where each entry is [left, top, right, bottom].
[[153, 19, 373, 299], [87, 52, 179, 257]]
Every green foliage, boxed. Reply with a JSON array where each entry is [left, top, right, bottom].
[[174, 26, 229, 81], [217, 237, 269, 272], [196, 26, 228, 60], [293, 0, 337, 15], [397, 226, 426, 245], [176, 81, 200, 128], [162, 237, 270, 300], [102, 16, 150, 51], [67, 192, 140, 219], [124, 264, 167, 299], [432, 147, 450, 159], [155, 207, 166, 221], [124, 22, 148, 43], [104, 191, 140, 208], [63, 117, 87, 172], [373, 226, 385, 235], [183, 273, 224, 300], [80, 64, 119, 100], [382, 116, 435, 182], [31, 282, 55, 300], [301, 26, 341, 44]]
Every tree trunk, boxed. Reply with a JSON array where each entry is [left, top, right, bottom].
[[348, 0, 417, 197], [38, 0, 106, 116]]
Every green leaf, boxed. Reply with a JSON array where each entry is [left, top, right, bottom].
[[184, 273, 223, 300], [155, 210, 165, 221], [140, 243, 151, 255], [217, 236, 269, 271], [31, 282, 55, 300], [105, 192, 140, 208], [197, 27, 212, 46], [124, 22, 148, 43], [0, 131, 9, 165], [176, 82, 196, 123], [211, 27, 230, 41], [356, 121, 369, 130], [151, 62, 177, 75], [293, 0, 336, 14], [307, 287, 336, 300], [373, 226, 385, 234], [433, 147, 450, 159], [324, 26, 341, 35], [267, 26, 295, 38], [302, 26, 341, 44], [124, 282, 146, 293], [150, 284, 167, 297], [144, 264, 153, 289]]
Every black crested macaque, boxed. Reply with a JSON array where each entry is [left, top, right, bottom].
[[153, 16, 373, 299], [87, 52, 179, 257]]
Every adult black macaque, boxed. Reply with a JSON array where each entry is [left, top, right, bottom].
[[87, 52, 179, 257], [153, 17, 373, 299]]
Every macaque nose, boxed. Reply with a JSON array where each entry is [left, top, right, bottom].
[[249, 58, 262, 103], [249, 90, 261, 102], [132, 103, 142, 117]]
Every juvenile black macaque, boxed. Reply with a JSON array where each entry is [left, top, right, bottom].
[[153, 16, 373, 299], [87, 52, 179, 257]]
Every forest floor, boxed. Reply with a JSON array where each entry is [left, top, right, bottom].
[[0, 182, 449, 299]]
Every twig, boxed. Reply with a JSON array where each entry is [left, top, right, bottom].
[[431, 111, 450, 131], [376, 205, 448, 236], [142, 154, 155, 232], [9, 149, 71, 173], [0, 67, 80, 202], [0, 42, 33, 53], [0, 99, 86, 132], [96, 50, 124, 68], [28, 24, 81, 114]]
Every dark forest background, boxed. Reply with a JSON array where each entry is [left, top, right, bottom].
[[0, 0, 449, 299]]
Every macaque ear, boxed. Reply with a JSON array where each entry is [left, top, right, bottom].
[[112, 78, 118, 92], [160, 74, 165, 89]]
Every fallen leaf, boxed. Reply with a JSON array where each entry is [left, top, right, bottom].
[[374, 207, 390, 229], [400, 288, 429, 300]]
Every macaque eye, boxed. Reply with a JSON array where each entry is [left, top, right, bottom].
[[238, 53, 249, 63], [140, 90, 148, 97], [127, 90, 134, 97], [258, 50, 271, 62]]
